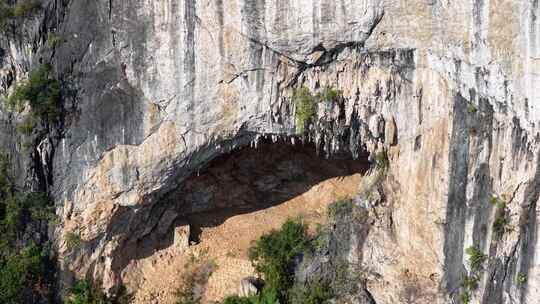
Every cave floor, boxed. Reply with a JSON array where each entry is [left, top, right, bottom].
[[124, 172, 363, 304]]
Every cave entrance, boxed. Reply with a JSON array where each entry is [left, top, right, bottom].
[[166, 139, 369, 244], [121, 139, 370, 302]]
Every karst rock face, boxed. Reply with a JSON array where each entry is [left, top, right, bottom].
[[1, 0, 540, 303]]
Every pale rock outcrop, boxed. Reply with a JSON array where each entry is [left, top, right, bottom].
[[238, 277, 261, 298]]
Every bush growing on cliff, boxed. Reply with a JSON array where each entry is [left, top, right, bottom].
[[0, 0, 41, 32], [318, 87, 342, 103], [493, 212, 510, 236], [327, 199, 354, 220], [462, 275, 479, 291], [293, 87, 317, 133], [292, 86, 344, 133], [6, 63, 61, 122], [0, 243, 49, 303], [0, 154, 55, 303], [248, 219, 309, 295], [288, 282, 333, 304], [65, 232, 83, 251], [222, 288, 279, 304], [465, 246, 486, 272], [375, 150, 389, 171], [222, 218, 334, 304], [47, 32, 65, 48], [12, 0, 41, 17], [64, 280, 110, 304]]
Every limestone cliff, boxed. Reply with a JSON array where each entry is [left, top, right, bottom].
[[1, 0, 539, 303]]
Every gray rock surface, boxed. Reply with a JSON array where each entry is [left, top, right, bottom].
[[1, 0, 540, 303]]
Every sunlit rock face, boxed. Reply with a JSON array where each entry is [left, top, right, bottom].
[[1, 0, 540, 303]]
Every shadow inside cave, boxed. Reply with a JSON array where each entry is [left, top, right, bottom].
[[103, 138, 370, 277]]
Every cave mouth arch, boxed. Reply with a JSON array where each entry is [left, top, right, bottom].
[[111, 138, 370, 292], [172, 139, 370, 244]]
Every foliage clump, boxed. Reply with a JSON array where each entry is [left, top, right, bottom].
[[460, 291, 471, 304], [462, 275, 479, 291], [0, 154, 55, 303], [318, 87, 342, 103], [248, 219, 310, 295], [516, 272, 527, 285], [65, 232, 83, 251], [64, 280, 110, 304], [465, 246, 486, 272], [327, 199, 354, 220], [221, 218, 334, 304], [489, 196, 506, 209], [293, 87, 317, 133], [292, 86, 343, 133], [288, 282, 333, 304], [375, 151, 389, 170], [0, 243, 48, 304], [490, 197, 510, 237], [493, 212, 510, 236], [467, 103, 478, 114], [222, 289, 279, 304], [6, 63, 61, 125], [0, 0, 41, 32], [64, 280, 132, 304], [12, 0, 40, 17], [47, 32, 65, 48]]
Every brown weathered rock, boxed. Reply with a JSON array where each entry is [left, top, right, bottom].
[[173, 224, 190, 252]]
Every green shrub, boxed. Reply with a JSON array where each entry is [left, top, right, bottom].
[[465, 246, 486, 272], [467, 104, 477, 114], [64, 280, 110, 304], [489, 196, 506, 209], [318, 87, 341, 103], [491, 198, 509, 237], [6, 64, 61, 122], [0, 155, 54, 303], [12, 0, 41, 17], [293, 87, 317, 133], [288, 283, 333, 304], [65, 232, 82, 251], [47, 32, 65, 48], [221, 218, 336, 304], [0, 1, 13, 31], [1, 191, 53, 239], [0, 0, 41, 32], [375, 151, 389, 170], [0, 154, 10, 197], [222, 295, 254, 304], [222, 288, 278, 304], [493, 214, 509, 236], [254, 288, 279, 304], [327, 199, 353, 220], [462, 275, 479, 291], [516, 273, 527, 285], [0, 243, 47, 304], [248, 219, 309, 295], [15, 116, 36, 135], [460, 291, 470, 304]]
